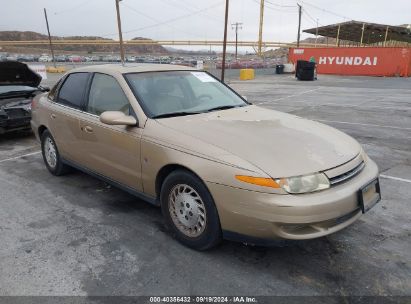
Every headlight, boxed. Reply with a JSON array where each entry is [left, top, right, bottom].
[[22, 104, 32, 112], [275, 172, 330, 194]]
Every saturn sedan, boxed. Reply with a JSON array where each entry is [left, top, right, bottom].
[[31, 64, 381, 250]]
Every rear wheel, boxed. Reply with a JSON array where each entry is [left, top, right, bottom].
[[41, 130, 70, 176], [160, 170, 222, 250]]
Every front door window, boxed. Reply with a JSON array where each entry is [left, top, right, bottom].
[[86, 73, 130, 115]]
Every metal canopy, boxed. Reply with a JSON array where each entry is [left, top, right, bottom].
[[303, 21, 411, 44]]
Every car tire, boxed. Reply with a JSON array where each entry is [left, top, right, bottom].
[[160, 170, 222, 250], [41, 130, 70, 176]]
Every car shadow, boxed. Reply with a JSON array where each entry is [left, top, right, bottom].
[[68, 168, 348, 257], [0, 130, 34, 142]]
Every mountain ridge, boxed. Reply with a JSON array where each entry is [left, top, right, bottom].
[[0, 31, 168, 54]]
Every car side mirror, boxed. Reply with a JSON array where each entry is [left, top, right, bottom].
[[100, 111, 137, 126]]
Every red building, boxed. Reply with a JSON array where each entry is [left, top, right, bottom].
[[289, 21, 411, 77]]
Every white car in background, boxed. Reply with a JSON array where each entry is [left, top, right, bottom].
[[38, 55, 51, 62]]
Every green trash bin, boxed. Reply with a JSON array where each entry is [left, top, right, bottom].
[[275, 64, 285, 74]]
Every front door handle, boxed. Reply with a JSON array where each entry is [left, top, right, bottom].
[[83, 126, 93, 133], [50, 114, 56, 119]]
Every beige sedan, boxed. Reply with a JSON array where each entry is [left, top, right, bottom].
[[31, 64, 381, 250]]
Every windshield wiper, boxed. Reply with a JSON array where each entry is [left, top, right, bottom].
[[152, 111, 201, 119], [152, 105, 244, 118], [205, 105, 243, 112]]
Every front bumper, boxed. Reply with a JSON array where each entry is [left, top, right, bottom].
[[0, 116, 32, 134], [207, 158, 379, 242]]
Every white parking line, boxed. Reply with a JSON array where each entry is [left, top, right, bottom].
[[257, 87, 322, 105], [0, 151, 41, 164], [260, 100, 410, 111], [380, 174, 411, 184], [317, 103, 410, 110], [315, 119, 411, 131]]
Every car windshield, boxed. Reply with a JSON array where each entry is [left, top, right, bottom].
[[124, 71, 248, 118]]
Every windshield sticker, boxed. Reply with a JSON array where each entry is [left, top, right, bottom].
[[191, 72, 216, 82]]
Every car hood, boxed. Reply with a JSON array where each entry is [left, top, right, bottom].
[[157, 105, 361, 178], [0, 61, 41, 87]]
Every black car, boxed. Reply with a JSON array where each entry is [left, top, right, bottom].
[[0, 61, 48, 134]]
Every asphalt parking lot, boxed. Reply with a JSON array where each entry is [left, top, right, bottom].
[[0, 71, 410, 297]]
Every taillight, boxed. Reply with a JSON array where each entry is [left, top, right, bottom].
[[31, 97, 38, 109]]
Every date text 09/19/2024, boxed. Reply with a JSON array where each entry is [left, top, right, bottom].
[[149, 296, 257, 303]]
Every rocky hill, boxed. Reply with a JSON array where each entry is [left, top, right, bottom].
[[0, 31, 168, 54]]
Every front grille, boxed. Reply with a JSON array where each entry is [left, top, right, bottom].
[[5, 108, 30, 119], [329, 161, 365, 186]]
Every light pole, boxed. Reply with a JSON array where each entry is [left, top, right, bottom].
[[231, 22, 242, 60], [257, 0, 264, 56], [221, 0, 229, 83], [43, 8, 56, 68], [297, 4, 302, 47], [115, 0, 125, 65]]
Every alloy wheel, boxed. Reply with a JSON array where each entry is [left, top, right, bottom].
[[168, 184, 207, 238]]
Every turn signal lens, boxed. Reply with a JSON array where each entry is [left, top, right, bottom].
[[31, 98, 37, 109], [235, 175, 281, 188]]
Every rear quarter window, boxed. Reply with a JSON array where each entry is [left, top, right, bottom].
[[57, 73, 89, 109]]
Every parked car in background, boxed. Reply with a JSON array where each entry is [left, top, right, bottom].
[[0, 61, 48, 134], [91, 55, 101, 62], [38, 55, 51, 62], [16, 54, 35, 62], [126, 56, 136, 62], [68, 55, 82, 63], [31, 64, 380, 250], [6, 55, 18, 61], [25, 55, 36, 62], [56, 55, 68, 62], [134, 57, 144, 63]]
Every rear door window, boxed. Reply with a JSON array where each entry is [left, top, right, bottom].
[[57, 73, 89, 110]]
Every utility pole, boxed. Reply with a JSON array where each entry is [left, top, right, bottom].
[[257, 0, 264, 56], [336, 24, 341, 47], [360, 23, 365, 47], [115, 0, 125, 65], [315, 18, 319, 47], [231, 22, 242, 60], [221, 0, 229, 83], [297, 3, 302, 47], [43, 8, 56, 68]]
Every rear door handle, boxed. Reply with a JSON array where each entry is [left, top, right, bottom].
[[50, 114, 56, 119], [83, 126, 93, 133]]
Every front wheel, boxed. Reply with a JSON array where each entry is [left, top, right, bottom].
[[160, 170, 222, 250], [41, 130, 70, 176]]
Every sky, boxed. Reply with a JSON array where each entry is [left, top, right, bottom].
[[0, 0, 410, 52]]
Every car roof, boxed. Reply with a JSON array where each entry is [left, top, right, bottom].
[[69, 63, 197, 74]]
